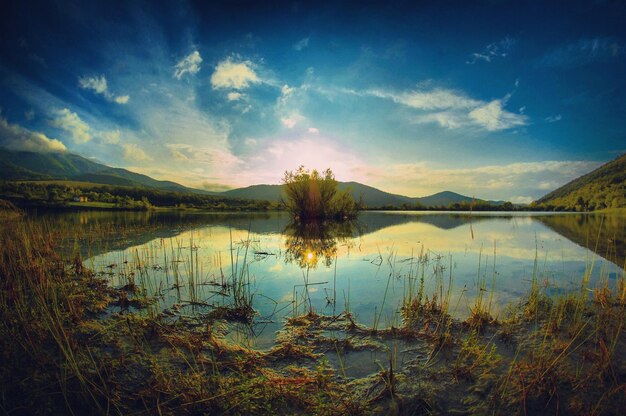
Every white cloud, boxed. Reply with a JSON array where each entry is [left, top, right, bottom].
[[539, 37, 623, 67], [122, 143, 152, 162], [165, 142, 242, 169], [227, 92, 243, 101], [412, 111, 465, 129], [281, 84, 295, 97], [173, 51, 203, 80], [274, 84, 311, 129], [114, 95, 130, 104], [294, 36, 310, 51], [116, 85, 244, 188], [78, 75, 130, 104], [50, 108, 92, 143], [100, 129, 121, 144], [509, 196, 534, 204], [468, 99, 527, 131], [366, 85, 527, 131], [281, 118, 297, 128], [370, 87, 480, 110], [545, 114, 562, 123], [245, 138, 257, 146], [281, 113, 305, 129], [466, 37, 515, 64], [307, 127, 319, 134], [79, 75, 108, 94], [166, 143, 190, 161], [0, 117, 66, 152], [537, 181, 558, 190], [352, 160, 600, 201], [210, 58, 259, 89]]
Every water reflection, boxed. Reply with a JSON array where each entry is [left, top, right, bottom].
[[537, 213, 626, 267], [20, 209, 624, 350], [283, 220, 360, 269]]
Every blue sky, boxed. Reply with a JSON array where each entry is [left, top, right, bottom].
[[1, 0, 625, 202]]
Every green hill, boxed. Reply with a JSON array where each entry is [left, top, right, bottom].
[[0, 149, 202, 193], [1, 148, 509, 209], [534, 154, 626, 211], [222, 182, 502, 208], [419, 191, 470, 207], [339, 182, 416, 207], [222, 182, 415, 207], [222, 184, 285, 201]]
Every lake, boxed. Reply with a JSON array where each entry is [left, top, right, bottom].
[[38, 209, 625, 351]]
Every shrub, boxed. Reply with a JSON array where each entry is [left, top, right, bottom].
[[282, 166, 360, 221]]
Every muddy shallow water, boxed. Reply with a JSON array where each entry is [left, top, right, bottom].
[[28, 209, 621, 356]]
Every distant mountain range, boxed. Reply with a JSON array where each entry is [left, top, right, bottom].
[[0, 149, 201, 193], [535, 153, 625, 210], [1, 148, 505, 207], [223, 182, 505, 208]]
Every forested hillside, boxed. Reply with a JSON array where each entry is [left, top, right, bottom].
[[534, 154, 625, 211]]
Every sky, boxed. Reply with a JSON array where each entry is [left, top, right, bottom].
[[0, 0, 625, 202]]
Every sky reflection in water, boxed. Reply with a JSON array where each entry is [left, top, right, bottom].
[[84, 211, 624, 349]]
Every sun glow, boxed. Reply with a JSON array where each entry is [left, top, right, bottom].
[[247, 137, 366, 185]]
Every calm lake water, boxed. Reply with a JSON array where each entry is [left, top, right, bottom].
[[41, 210, 625, 350]]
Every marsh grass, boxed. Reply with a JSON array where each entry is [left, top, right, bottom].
[[2, 214, 625, 415], [0, 219, 366, 415]]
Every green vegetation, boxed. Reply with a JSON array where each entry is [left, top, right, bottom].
[[1, 148, 523, 211], [0, 198, 23, 218], [282, 167, 361, 221], [534, 153, 626, 211], [0, 180, 278, 211], [223, 182, 515, 210], [0, 220, 362, 414], [0, 148, 196, 192], [371, 200, 516, 211], [538, 212, 626, 267], [1, 215, 625, 414]]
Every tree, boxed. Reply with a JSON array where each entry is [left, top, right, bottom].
[[282, 166, 359, 221]]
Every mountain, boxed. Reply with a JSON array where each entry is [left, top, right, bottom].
[[535, 154, 626, 210], [1, 148, 508, 208], [222, 184, 285, 201], [418, 191, 471, 207], [0, 149, 201, 193], [223, 182, 415, 207], [222, 182, 501, 208], [339, 182, 416, 206]]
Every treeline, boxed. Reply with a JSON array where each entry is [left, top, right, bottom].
[[0, 181, 279, 211], [534, 154, 625, 211], [531, 186, 625, 212], [367, 201, 519, 211]]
